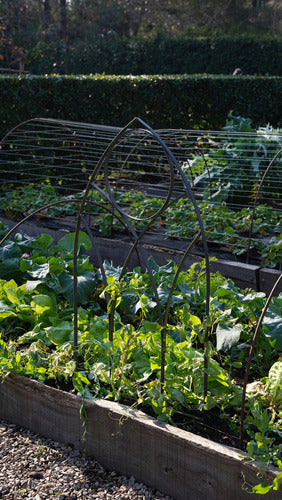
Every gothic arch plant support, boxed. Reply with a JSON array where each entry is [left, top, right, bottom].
[[73, 117, 211, 396]]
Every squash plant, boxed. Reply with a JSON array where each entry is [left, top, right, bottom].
[[0, 230, 281, 473]]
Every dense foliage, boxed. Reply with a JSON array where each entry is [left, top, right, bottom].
[[21, 37, 282, 76], [0, 228, 281, 474], [183, 112, 282, 202], [0, 74, 281, 140], [1, 1, 281, 48], [1, 2, 281, 75], [0, 183, 281, 269], [68, 0, 282, 39], [1, 112, 281, 268]]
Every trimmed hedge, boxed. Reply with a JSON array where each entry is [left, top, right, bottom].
[[26, 36, 282, 76], [0, 74, 281, 140]]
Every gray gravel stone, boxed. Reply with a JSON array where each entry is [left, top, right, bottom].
[[0, 420, 174, 499]]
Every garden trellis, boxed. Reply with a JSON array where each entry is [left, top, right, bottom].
[[0, 116, 211, 397], [0, 117, 281, 464], [0, 116, 281, 269]]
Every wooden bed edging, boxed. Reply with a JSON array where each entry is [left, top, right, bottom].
[[0, 374, 279, 500], [2, 214, 282, 295]]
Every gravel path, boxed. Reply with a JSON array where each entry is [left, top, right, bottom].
[[0, 420, 174, 500]]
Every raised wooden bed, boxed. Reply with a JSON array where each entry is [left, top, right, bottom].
[[0, 374, 279, 500]]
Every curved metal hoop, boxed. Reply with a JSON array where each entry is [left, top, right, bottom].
[[246, 148, 282, 264], [0, 116, 211, 394], [73, 117, 211, 389], [239, 272, 282, 449]]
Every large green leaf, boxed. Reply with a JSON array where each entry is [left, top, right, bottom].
[[266, 361, 282, 410], [157, 283, 183, 306], [263, 309, 282, 351], [28, 262, 50, 279], [0, 239, 22, 281], [19, 233, 54, 253], [0, 300, 16, 319], [216, 323, 242, 351], [215, 280, 241, 298], [0, 240, 21, 260], [26, 280, 45, 291], [18, 323, 50, 345], [5, 280, 21, 305], [0, 258, 21, 280], [119, 291, 138, 314], [45, 321, 74, 345], [48, 256, 65, 275], [59, 271, 96, 304], [31, 294, 57, 319], [99, 260, 122, 281], [80, 316, 109, 342], [133, 351, 152, 379], [57, 232, 92, 255], [148, 257, 175, 277]]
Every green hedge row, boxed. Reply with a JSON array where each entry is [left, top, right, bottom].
[[0, 74, 281, 140], [26, 37, 282, 76]]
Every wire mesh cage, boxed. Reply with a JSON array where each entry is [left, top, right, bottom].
[[0, 117, 212, 395], [0, 117, 281, 269], [0, 117, 281, 456]]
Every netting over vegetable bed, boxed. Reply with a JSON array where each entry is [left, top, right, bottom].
[[0, 115, 281, 268], [0, 117, 281, 466]]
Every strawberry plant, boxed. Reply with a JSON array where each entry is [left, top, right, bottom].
[[0, 182, 281, 268]]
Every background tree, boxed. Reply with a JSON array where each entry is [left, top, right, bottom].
[[0, 0, 281, 69], [0, 18, 26, 69]]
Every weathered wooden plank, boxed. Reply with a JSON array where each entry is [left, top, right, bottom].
[[210, 259, 260, 291], [1, 215, 69, 243], [86, 237, 260, 291], [0, 374, 279, 500], [0, 215, 265, 291], [259, 268, 282, 296], [0, 374, 84, 447]]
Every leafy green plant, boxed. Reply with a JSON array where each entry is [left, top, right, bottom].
[[252, 460, 282, 495], [1, 181, 281, 267], [182, 112, 282, 205], [0, 230, 280, 472]]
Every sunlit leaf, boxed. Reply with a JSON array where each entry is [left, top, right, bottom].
[[216, 323, 242, 350]]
